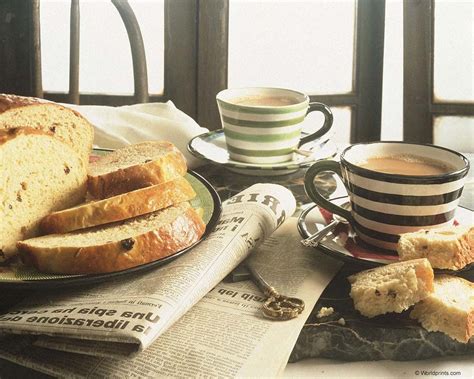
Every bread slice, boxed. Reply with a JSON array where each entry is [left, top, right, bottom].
[[0, 128, 87, 260], [88, 141, 187, 199], [398, 226, 474, 270], [348, 258, 434, 318], [0, 94, 94, 163], [18, 202, 206, 274], [410, 275, 473, 343], [40, 176, 197, 234]]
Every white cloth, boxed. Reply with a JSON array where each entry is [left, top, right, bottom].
[[66, 101, 209, 168]]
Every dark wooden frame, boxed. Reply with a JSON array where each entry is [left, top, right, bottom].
[[403, 0, 474, 143], [196, 0, 386, 142], [0, 0, 386, 139]]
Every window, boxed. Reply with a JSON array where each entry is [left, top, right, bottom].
[[404, 0, 474, 151]]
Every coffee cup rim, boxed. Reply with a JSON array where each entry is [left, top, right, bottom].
[[340, 141, 470, 183], [216, 87, 309, 109]]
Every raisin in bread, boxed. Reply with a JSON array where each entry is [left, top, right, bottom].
[[0, 128, 87, 260], [0, 94, 94, 163], [18, 202, 205, 274], [397, 226, 474, 270], [88, 141, 187, 199], [40, 176, 197, 234], [348, 258, 434, 318], [410, 275, 473, 343]]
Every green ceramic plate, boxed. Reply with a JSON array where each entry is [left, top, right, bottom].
[[0, 167, 221, 289]]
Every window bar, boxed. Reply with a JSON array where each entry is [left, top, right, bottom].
[[111, 0, 149, 103], [32, 0, 43, 98], [403, 0, 433, 143], [353, 0, 385, 143], [69, 0, 80, 104]]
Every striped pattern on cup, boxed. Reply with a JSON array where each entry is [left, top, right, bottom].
[[340, 143, 469, 251], [216, 88, 308, 164]]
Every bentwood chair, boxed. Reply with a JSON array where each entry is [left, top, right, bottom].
[[0, 0, 148, 105]]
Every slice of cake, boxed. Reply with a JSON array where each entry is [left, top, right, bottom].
[[348, 258, 434, 318], [397, 226, 474, 270], [0, 128, 87, 260], [410, 275, 473, 343], [40, 176, 196, 234], [0, 93, 94, 164], [88, 141, 187, 199], [18, 202, 205, 274]]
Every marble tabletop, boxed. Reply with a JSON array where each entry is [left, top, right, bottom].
[[0, 151, 472, 377]]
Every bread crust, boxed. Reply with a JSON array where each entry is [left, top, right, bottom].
[[410, 275, 474, 343], [19, 206, 206, 274], [0, 94, 94, 163], [348, 258, 434, 318], [398, 226, 474, 270], [0, 93, 44, 113], [87, 148, 187, 199], [40, 177, 196, 234], [0, 126, 52, 143]]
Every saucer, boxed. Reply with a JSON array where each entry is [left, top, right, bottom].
[[297, 197, 474, 273], [188, 129, 338, 176]]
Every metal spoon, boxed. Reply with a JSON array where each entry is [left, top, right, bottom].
[[301, 203, 350, 248]]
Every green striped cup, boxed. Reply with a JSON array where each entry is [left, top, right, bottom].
[[216, 87, 333, 164]]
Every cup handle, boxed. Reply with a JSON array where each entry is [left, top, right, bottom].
[[298, 102, 333, 147], [304, 160, 354, 224]]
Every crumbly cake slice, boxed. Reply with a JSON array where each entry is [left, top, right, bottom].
[[410, 275, 473, 343], [0, 128, 87, 260], [88, 141, 187, 199], [40, 176, 197, 234], [18, 202, 206, 274], [348, 258, 434, 318], [397, 226, 474, 270], [0, 94, 94, 163]]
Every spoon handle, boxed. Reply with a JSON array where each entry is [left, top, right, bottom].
[[301, 219, 339, 248]]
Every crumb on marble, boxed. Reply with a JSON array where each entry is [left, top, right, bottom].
[[317, 306, 334, 318]]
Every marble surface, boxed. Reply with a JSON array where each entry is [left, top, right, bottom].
[[0, 152, 472, 376]]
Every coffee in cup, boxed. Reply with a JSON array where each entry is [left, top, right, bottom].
[[304, 142, 470, 251], [216, 87, 333, 164]]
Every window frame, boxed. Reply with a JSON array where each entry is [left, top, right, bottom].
[[403, 0, 474, 143], [196, 0, 386, 143], [1, 0, 387, 144]]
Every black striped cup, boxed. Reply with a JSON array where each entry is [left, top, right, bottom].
[[304, 142, 470, 251]]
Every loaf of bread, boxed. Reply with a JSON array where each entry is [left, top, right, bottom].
[[0, 128, 87, 261], [348, 258, 434, 318], [18, 202, 206, 274], [410, 275, 473, 343], [398, 226, 474, 270], [88, 141, 187, 199], [40, 176, 197, 234], [0, 94, 94, 163]]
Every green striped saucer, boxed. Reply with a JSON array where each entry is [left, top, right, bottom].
[[188, 129, 338, 176]]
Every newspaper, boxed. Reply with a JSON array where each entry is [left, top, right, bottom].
[[0, 184, 296, 352], [0, 218, 342, 377]]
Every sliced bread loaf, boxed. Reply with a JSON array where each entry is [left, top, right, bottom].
[[0, 94, 94, 163], [40, 176, 197, 234], [88, 141, 187, 199], [348, 258, 434, 318], [0, 128, 87, 260], [410, 275, 473, 343], [398, 225, 474, 270], [18, 202, 206, 274]]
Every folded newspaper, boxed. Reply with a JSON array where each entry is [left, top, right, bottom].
[[0, 183, 342, 377]]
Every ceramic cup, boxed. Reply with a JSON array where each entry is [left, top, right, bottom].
[[216, 87, 333, 164], [304, 142, 470, 251]]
